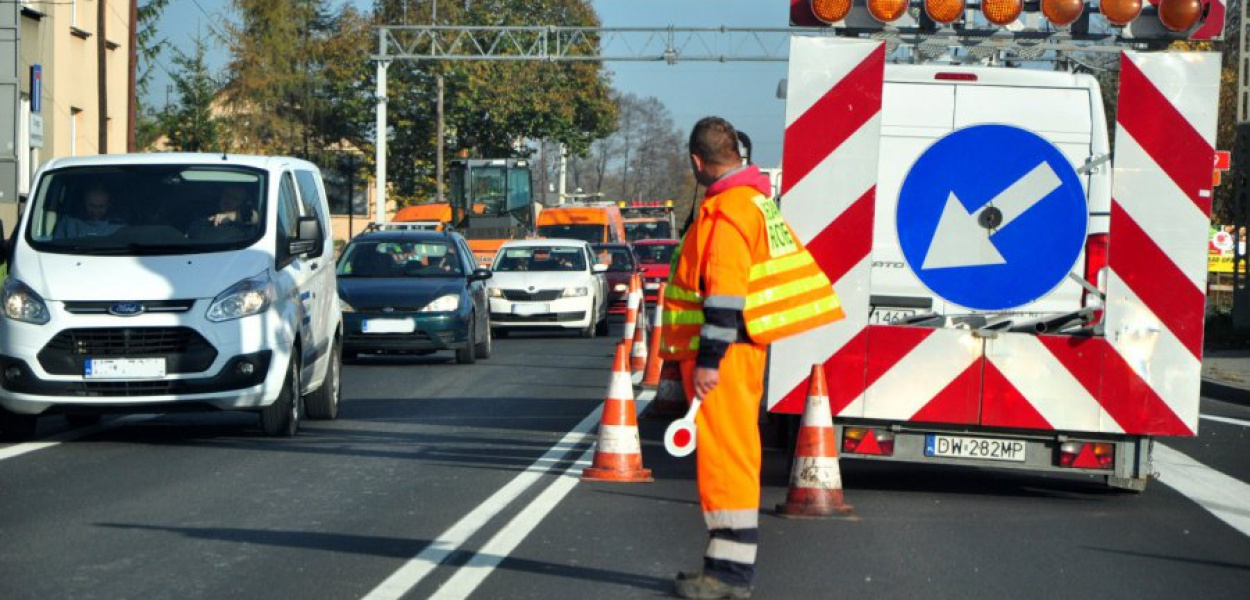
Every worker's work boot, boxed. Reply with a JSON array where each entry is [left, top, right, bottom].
[[673, 571, 752, 599]]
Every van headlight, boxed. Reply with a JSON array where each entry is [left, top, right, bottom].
[[488, 287, 504, 298], [561, 286, 589, 298], [2, 279, 50, 325], [207, 271, 274, 322], [420, 294, 460, 312]]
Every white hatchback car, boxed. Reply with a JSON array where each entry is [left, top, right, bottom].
[[487, 239, 609, 337]]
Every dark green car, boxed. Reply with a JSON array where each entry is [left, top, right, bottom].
[[336, 229, 493, 364]]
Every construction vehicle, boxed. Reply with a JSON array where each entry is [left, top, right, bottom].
[[393, 158, 537, 265], [618, 200, 678, 241], [768, 0, 1226, 491]]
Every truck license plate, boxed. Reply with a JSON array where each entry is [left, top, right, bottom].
[[84, 358, 166, 379], [925, 434, 1026, 463]]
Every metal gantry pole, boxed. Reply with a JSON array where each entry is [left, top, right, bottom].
[[375, 58, 389, 225], [1235, 0, 1250, 330]]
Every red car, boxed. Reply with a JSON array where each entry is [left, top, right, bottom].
[[592, 243, 642, 315], [632, 238, 679, 305]]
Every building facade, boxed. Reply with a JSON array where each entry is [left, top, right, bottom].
[[2, 0, 131, 237]]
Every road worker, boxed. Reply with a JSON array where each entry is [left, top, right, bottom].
[[660, 117, 844, 599]]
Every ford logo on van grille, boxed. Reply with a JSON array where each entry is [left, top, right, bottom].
[[108, 302, 147, 317]]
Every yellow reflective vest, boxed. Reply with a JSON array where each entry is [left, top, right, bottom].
[[659, 186, 844, 360]]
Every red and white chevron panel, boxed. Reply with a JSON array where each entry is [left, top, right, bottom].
[[769, 46, 1219, 438], [767, 37, 884, 414]]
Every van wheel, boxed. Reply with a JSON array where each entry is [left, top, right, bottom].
[[456, 317, 478, 364], [260, 358, 301, 436], [474, 320, 492, 359], [305, 337, 341, 420], [492, 328, 508, 339], [595, 314, 610, 337], [581, 305, 597, 338], [0, 409, 38, 442]]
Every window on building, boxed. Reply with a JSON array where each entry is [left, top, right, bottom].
[[70, 108, 82, 157]]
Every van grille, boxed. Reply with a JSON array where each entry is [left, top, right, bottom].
[[62, 300, 196, 315], [37, 327, 217, 375]]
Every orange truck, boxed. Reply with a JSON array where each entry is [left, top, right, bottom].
[[535, 205, 626, 245], [618, 200, 677, 241], [392, 158, 537, 265]]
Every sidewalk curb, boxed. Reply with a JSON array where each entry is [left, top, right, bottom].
[[1201, 377, 1250, 408]]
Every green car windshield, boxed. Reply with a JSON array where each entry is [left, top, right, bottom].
[[338, 240, 464, 277]]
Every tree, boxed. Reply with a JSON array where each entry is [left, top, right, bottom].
[[134, 0, 171, 150], [161, 34, 223, 152], [569, 91, 694, 211], [368, 0, 618, 203]]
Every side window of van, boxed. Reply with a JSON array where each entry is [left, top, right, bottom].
[[294, 170, 327, 259], [276, 173, 300, 266]]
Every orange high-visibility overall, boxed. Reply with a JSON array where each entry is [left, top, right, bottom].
[[660, 173, 842, 587]]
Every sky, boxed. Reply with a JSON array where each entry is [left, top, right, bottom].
[[151, 0, 792, 167]]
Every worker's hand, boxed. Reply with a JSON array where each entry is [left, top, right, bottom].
[[693, 367, 720, 399]]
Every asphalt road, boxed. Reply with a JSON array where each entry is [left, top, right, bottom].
[[1, 326, 1248, 600]]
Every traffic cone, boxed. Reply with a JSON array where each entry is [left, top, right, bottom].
[[622, 274, 641, 343], [640, 283, 667, 388], [582, 341, 654, 483], [775, 364, 853, 518], [630, 308, 649, 373], [644, 362, 688, 418]]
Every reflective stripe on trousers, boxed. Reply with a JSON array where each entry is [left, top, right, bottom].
[[680, 343, 765, 588]]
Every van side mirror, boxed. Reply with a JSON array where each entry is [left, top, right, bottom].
[[470, 268, 492, 281], [592, 263, 608, 274], [288, 216, 321, 256]]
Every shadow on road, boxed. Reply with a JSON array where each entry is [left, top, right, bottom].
[[95, 522, 672, 593]]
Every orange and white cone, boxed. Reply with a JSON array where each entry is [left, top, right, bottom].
[[630, 309, 649, 373], [622, 274, 641, 343], [582, 341, 653, 483], [640, 283, 667, 388], [776, 364, 853, 518]]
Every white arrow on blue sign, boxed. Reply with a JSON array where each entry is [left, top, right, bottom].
[[895, 124, 1087, 311]]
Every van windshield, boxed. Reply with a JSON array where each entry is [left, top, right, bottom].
[[25, 165, 268, 255], [537, 224, 603, 245]]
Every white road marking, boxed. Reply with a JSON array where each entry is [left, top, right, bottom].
[[429, 391, 654, 600], [1154, 443, 1250, 538], [1200, 414, 1250, 428], [363, 390, 654, 600], [0, 415, 157, 462]]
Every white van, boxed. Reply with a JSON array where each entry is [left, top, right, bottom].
[[0, 154, 343, 440], [869, 65, 1110, 329]]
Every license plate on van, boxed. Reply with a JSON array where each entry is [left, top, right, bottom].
[[513, 303, 549, 316], [869, 309, 916, 324], [84, 358, 166, 379], [925, 434, 1026, 462]]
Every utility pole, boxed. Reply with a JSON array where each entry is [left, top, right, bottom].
[[1, 0, 18, 234], [437, 74, 444, 203], [557, 143, 567, 206], [127, 0, 137, 152], [98, 0, 108, 153]]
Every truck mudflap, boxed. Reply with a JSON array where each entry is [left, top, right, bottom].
[[766, 39, 1220, 467]]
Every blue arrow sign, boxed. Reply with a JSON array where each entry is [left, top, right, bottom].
[[895, 124, 1087, 311]]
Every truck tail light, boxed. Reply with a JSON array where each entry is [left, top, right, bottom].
[[1059, 441, 1115, 469], [925, 0, 966, 24], [1041, 0, 1085, 26], [868, 0, 909, 22], [811, 0, 853, 23], [1157, 0, 1203, 31], [843, 427, 895, 456], [981, 0, 1023, 24], [1100, 0, 1143, 26], [1082, 233, 1109, 325]]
